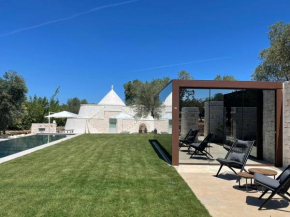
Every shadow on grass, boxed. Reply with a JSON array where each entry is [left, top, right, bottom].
[[246, 196, 290, 212], [149, 139, 172, 164]]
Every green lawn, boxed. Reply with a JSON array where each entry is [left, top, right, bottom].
[[0, 134, 210, 217]]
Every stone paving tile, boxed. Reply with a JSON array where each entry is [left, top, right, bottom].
[[176, 165, 290, 217]]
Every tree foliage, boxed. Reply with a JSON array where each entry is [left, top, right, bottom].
[[22, 96, 49, 129], [123, 80, 143, 105], [178, 70, 196, 108], [178, 70, 194, 80], [178, 72, 236, 119], [124, 77, 170, 118], [49, 86, 61, 116], [22, 90, 88, 128], [123, 71, 196, 118], [0, 71, 90, 131], [66, 97, 88, 114], [22, 88, 60, 128], [252, 21, 290, 81], [214, 74, 237, 81], [0, 71, 28, 133]]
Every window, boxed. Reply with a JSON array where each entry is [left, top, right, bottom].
[[109, 119, 117, 133]]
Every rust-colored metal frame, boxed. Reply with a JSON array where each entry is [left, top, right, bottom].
[[171, 80, 283, 167]]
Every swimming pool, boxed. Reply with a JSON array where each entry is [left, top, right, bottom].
[[0, 134, 66, 158]]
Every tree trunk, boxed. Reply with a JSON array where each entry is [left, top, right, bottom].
[[151, 110, 155, 119]]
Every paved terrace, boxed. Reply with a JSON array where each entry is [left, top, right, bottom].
[[176, 165, 290, 217], [179, 137, 272, 165], [179, 146, 270, 165]]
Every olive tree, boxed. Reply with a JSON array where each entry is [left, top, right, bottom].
[[0, 71, 28, 133]]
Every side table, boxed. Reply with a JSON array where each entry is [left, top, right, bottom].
[[237, 172, 254, 192]]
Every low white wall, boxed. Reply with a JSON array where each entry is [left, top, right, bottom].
[[65, 118, 87, 134], [31, 123, 56, 134]]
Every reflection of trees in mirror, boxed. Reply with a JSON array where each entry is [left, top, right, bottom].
[[179, 89, 205, 118], [215, 121, 226, 143], [180, 90, 225, 120], [211, 93, 224, 101], [180, 88, 195, 106], [178, 70, 195, 113], [224, 90, 259, 107]]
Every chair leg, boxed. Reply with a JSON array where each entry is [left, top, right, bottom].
[[203, 150, 213, 158], [190, 149, 197, 158], [191, 149, 212, 159], [242, 168, 249, 173], [203, 152, 212, 160], [259, 192, 276, 210], [216, 165, 223, 177], [258, 189, 269, 199], [228, 167, 238, 175]]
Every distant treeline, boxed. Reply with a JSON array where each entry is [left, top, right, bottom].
[[0, 71, 87, 133]]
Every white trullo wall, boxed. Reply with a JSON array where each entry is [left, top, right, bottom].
[[65, 86, 172, 134]]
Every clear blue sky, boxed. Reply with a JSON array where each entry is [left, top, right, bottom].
[[0, 0, 289, 103]]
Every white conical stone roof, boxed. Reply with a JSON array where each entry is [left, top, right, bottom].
[[163, 92, 172, 106], [98, 86, 126, 106]]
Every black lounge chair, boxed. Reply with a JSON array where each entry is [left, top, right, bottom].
[[179, 129, 198, 149], [189, 133, 213, 159], [179, 129, 193, 144], [215, 140, 255, 177], [254, 165, 290, 210]]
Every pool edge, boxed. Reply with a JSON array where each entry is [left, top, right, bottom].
[[0, 134, 83, 165]]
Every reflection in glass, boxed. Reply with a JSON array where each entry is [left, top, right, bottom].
[[179, 89, 211, 163], [179, 88, 276, 165], [205, 89, 236, 164], [154, 82, 172, 161]]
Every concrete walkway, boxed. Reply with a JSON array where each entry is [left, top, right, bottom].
[[176, 165, 290, 217]]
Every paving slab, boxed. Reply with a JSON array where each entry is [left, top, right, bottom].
[[176, 165, 290, 217]]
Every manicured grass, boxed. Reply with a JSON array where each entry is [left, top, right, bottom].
[[0, 134, 210, 217]]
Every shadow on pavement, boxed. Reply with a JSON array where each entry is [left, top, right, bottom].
[[214, 172, 237, 181], [246, 196, 290, 212]]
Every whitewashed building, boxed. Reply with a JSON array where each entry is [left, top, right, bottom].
[[65, 86, 172, 134]]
